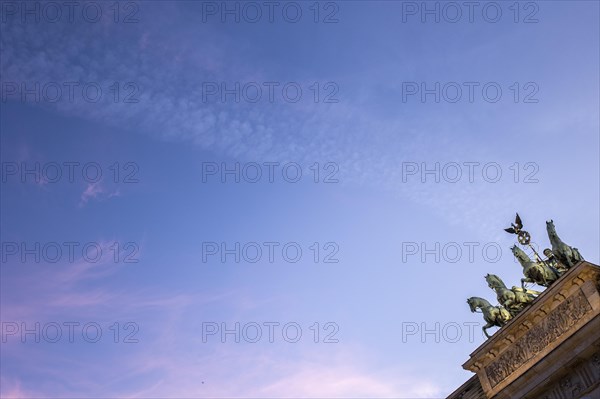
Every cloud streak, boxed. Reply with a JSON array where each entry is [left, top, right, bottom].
[[4, 9, 595, 238]]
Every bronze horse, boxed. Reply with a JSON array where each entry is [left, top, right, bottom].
[[546, 220, 583, 269], [485, 274, 539, 317], [511, 245, 559, 289], [467, 296, 512, 338]]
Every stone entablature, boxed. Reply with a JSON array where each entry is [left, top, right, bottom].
[[484, 289, 592, 388], [534, 351, 600, 399], [462, 261, 600, 398]]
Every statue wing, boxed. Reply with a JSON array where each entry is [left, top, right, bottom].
[[515, 213, 523, 230], [504, 227, 516, 234]]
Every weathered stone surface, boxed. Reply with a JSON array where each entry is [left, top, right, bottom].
[[484, 289, 592, 388], [529, 349, 600, 399]]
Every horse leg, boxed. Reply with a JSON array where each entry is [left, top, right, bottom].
[[565, 252, 574, 268], [521, 278, 533, 291], [482, 322, 494, 339]]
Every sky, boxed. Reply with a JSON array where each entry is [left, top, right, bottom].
[[0, 0, 599, 397]]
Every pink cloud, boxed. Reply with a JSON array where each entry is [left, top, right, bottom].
[[0, 376, 41, 399], [79, 181, 120, 207], [79, 182, 104, 205]]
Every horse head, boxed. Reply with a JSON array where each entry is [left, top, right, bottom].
[[467, 297, 489, 312], [546, 219, 558, 239], [467, 297, 477, 313], [511, 245, 530, 265], [485, 274, 505, 290]]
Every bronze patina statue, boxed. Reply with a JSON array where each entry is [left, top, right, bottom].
[[468, 214, 584, 339], [512, 245, 559, 289], [485, 274, 539, 317], [467, 297, 513, 338], [543, 248, 568, 275], [546, 220, 584, 269]]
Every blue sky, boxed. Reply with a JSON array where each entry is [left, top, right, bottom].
[[1, 1, 599, 397]]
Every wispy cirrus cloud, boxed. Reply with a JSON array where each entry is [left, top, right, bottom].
[[2, 4, 597, 236], [1, 5, 598, 396], [79, 181, 120, 207]]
